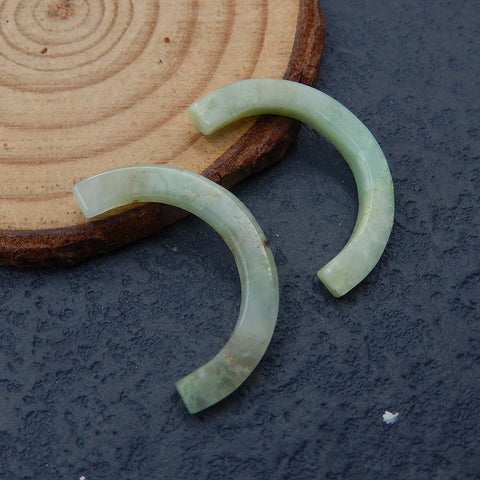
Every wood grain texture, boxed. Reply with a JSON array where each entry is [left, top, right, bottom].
[[0, 0, 325, 266]]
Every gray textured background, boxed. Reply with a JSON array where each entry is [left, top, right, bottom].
[[1, 0, 479, 478]]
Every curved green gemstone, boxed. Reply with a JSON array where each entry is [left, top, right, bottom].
[[73, 165, 279, 414], [188, 79, 395, 297]]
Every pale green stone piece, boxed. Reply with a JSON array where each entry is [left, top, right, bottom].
[[73, 165, 279, 414], [188, 79, 395, 297]]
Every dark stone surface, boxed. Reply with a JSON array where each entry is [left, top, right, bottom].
[[1, 0, 479, 478]]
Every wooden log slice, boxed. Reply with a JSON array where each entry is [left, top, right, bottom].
[[0, 0, 325, 266]]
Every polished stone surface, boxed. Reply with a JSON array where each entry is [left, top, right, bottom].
[[0, 1, 479, 478], [74, 165, 279, 414], [189, 79, 394, 297]]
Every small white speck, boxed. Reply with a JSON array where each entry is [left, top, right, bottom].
[[383, 411, 399, 424], [79, 476, 86, 480]]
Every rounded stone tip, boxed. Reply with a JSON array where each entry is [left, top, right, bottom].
[[72, 183, 93, 219], [175, 380, 206, 415], [187, 103, 214, 135], [317, 268, 347, 298]]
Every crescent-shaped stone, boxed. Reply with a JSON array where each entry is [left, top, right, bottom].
[[73, 165, 279, 413], [188, 79, 395, 297]]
